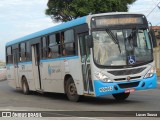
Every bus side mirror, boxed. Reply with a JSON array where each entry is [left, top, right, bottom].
[[86, 35, 93, 48], [149, 30, 157, 48]]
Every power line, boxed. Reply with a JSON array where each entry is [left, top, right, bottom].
[[147, 1, 160, 17], [152, 0, 157, 5]]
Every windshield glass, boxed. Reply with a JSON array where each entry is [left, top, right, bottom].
[[93, 28, 153, 67]]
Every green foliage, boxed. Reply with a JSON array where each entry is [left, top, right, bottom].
[[45, 0, 136, 22]]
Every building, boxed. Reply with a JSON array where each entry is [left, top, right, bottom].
[[151, 26, 160, 76]]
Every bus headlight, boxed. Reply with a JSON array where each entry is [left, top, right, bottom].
[[144, 67, 156, 78], [95, 72, 112, 82]]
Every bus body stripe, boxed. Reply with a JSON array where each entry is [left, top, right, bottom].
[[6, 56, 79, 66], [40, 56, 79, 63]]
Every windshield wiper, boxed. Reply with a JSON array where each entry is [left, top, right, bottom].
[[106, 28, 121, 53]]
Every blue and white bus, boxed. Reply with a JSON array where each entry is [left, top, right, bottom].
[[6, 12, 157, 102]]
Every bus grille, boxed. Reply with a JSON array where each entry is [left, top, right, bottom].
[[114, 76, 141, 81], [108, 67, 146, 76], [118, 81, 140, 89]]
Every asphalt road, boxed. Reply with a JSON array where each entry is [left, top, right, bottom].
[[0, 80, 159, 120]]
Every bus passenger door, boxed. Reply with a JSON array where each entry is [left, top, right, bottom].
[[79, 33, 94, 94], [12, 49, 20, 88], [32, 44, 42, 91]]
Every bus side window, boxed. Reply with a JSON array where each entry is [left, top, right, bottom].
[[26, 41, 30, 61], [48, 34, 60, 58], [56, 33, 61, 56], [62, 29, 75, 56], [61, 32, 65, 56], [6, 46, 13, 64], [20, 43, 26, 62], [41, 37, 47, 59]]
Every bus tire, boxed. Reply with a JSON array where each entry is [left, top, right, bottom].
[[112, 92, 130, 101], [22, 77, 30, 95], [65, 77, 79, 102]]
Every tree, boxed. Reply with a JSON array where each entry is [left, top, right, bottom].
[[45, 0, 136, 22]]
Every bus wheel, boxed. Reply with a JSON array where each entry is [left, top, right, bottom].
[[112, 92, 130, 101], [22, 77, 30, 95], [66, 77, 79, 102]]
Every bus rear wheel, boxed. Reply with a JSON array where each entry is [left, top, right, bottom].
[[22, 77, 30, 95], [65, 77, 79, 102], [112, 92, 130, 101]]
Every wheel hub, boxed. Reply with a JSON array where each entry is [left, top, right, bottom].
[[68, 83, 77, 96]]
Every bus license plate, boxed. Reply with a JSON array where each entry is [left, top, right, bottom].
[[125, 88, 135, 93]]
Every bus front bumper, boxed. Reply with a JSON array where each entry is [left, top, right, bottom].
[[93, 74, 158, 97]]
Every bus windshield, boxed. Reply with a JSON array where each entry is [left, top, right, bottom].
[[93, 28, 153, 67]]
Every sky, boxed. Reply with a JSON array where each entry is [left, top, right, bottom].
[[0, 0, 160, 61], [129, 0, 160, 25]]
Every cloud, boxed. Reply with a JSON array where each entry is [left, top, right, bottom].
[[0, 0, 54, 61], [129, 0, 160, 25], [0, 0, 48, 21], [0, 0, 47, 6]]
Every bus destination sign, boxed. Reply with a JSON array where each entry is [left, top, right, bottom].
[[92, 16, 144, 28]]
